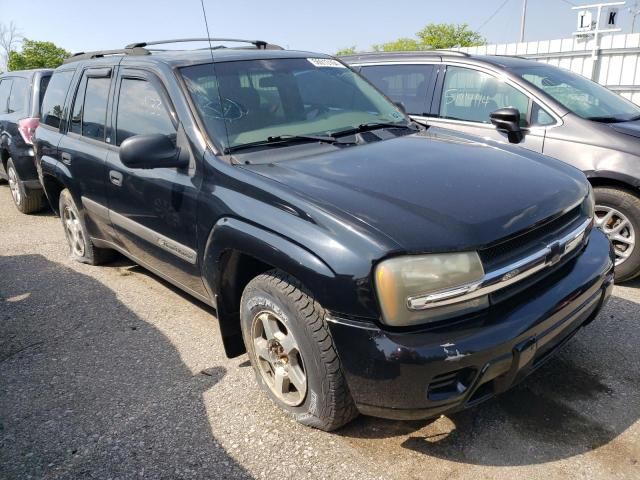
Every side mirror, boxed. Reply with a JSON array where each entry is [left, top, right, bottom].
[[119, 134, 188, 169], [490, 108, 524, 144]]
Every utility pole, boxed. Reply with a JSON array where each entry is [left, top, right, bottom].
[[630, 2, 640, 32], [519, 0, 528, 42]]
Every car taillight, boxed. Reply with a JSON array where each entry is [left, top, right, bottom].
[[18, 117, 39, 145]]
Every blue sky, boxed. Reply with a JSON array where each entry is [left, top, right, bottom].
[[3, 0, 640, 54]]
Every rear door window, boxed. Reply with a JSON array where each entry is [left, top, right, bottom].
[[68, 69, 111, 141], [41, 70, 75, 128], [0, 79, 13, 114], [81, 76, 110, 141], [8, 77, 28, 114], [360, 64, 435, 115]]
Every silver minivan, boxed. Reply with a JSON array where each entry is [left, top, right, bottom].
[[344, 51, 640, 281]]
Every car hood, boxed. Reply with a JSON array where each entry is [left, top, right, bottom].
[[609, 119, 640, 139], [240, 130, 588, 252]]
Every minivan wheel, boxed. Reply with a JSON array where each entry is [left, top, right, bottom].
[[6, 158, 44, 214], [58, 189, 115, 265], [594, 187, 640, 282], [240, 270, 358, 431]]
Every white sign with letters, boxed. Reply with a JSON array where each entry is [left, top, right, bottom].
[[577, 9, 594, 31], [606, 7, 619, 26]]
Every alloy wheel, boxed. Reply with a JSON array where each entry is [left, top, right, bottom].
[[7, 166, 21, 206], [251, 310, 307, 406], [63, 206, 86, 257], [595, 205, 635, 266]]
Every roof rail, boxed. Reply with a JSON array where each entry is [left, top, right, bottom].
[[434, 49, 471, 57], [63, 47, 150, 64], [340, 49, 470, 58], [125, 38, 282, 50]]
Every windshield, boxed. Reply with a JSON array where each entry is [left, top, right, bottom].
[[180, 57, 408, 151], [512, 64, 640, 122]]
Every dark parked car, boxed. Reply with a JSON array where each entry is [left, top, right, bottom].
[[0, 68, 52, 213], [343, 51, 640, 281], [35, 40, 614, 431]]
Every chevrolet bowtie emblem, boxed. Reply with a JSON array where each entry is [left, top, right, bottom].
[[546, 241, 565, 266]]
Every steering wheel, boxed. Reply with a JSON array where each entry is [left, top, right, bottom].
[[195, 93, 247, 121], [305, 103, 330, 119]]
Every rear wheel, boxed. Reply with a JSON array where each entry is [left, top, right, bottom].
[[594, 187, 640, 282], [6, 158, 44, 214], [59, 189, 115, 265], [240, 270, 358, 431]]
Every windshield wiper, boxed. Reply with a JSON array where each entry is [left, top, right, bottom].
[[331, 121, 418, 138], [224, 134, 341, 154]]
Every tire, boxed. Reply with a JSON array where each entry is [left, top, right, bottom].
[[58, 189, 115, 265], [594, 187, 640, 282], [6, 158, 44, 214], [240, 270, 358, 431]]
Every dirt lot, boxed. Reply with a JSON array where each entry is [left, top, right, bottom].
[[1, 184, 639, 480]]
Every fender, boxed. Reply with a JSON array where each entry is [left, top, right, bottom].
[[202, 217, 337, 357], [39, 154, 77, 213], [585, 169, 640, 193]]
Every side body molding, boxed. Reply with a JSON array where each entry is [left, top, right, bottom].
[[202, 217, 336, 357]]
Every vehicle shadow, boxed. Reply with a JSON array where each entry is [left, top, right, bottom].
[[0, 254, 251, 479], [339, 294, 640, 466]]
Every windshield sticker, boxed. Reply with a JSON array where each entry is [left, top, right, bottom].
[[307, 58, 345, 68]]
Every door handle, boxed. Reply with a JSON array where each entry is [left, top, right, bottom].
[[61, 152, 72, 165], [109, 170, 123, 187]]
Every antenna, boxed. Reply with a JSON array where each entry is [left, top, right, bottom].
[[199, 0, 232, 154]]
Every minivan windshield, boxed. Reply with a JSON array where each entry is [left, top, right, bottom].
[[512, 64, 640, 122], [180, 57, 408, 152]]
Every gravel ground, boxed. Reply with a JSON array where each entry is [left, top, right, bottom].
[[1, 184, 639, 480]]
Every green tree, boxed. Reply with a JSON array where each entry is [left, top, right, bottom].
[[335, 46, 357, 56], [7, 39, 70, 70], [372, 38, 421, 52], [417, 23, 485, 49], [363, 23, 485, 53]]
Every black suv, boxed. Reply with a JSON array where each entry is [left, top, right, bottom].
[[343, 51, 640, 281], [0, 69, 52, 213], [35, 39, 614, 431]]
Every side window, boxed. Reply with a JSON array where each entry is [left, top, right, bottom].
[[41, 70, 75, 128], [69, 76, 87, 135], [69, 72, 110, 141], [360, 64, 435, 115], [116, 78, 175, 146], [81, 76, 110, 141], [531, 103, 556, 127], [8, 77, 28, 114], [38, 75, 52, 113], [440, 67, 529, 124], [0, 79, 12, 114]]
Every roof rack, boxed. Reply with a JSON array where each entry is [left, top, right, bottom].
[[63, 47, 150, 64], [340, 49, 470, 58], [64, 37, 282, 64], [125, 38, 281, 50]]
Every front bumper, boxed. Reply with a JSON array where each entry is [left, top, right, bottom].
[[327, 228, 615, 420]]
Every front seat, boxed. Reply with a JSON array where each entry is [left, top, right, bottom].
[[473, 78, 499, 123]]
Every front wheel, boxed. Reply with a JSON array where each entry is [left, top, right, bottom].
[[240, 270, 358, 431], [594, 187, 640, 282]]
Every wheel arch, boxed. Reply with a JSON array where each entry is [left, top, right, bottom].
[[586, 171, 640, 198], [202, 217, 336, 358]]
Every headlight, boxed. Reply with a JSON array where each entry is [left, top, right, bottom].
[[584, 183, 595, 220], [375, 252, 487, 327]]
